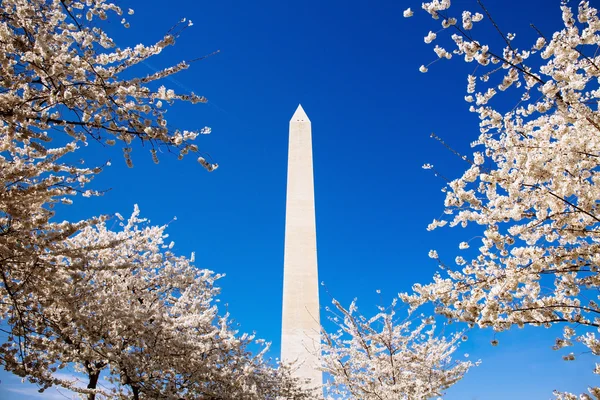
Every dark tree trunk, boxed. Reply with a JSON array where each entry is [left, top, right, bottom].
[[85, 361, 104, 400], [86, 371, 100, 400], [131, 384, 140, 400]]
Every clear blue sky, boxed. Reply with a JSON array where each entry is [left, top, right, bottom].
[[2, 0, 598, 398]]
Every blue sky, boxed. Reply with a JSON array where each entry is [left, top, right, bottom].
[[2, 0, 599, 398]]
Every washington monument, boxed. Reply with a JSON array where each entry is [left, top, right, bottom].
[[281, 105, 322, 390]]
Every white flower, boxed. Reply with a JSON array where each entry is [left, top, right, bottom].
[[424, 31, 437, 44], [442, 17, 457, 28], [403, 8, 414, 17], [434, 45, 451, 59], [472, 12, 483, 22], [533, 37, 546, 50], [419, 65, 428, 73]]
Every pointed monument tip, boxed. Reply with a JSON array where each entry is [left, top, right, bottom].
[[291, 104, 310, 123]]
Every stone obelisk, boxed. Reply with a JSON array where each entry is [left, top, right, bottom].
[[281, 105, 322, 391]]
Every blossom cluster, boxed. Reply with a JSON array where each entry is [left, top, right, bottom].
[[321, 298, 475, 399]]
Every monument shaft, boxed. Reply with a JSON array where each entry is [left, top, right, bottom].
[[281, 105, 322, 389]]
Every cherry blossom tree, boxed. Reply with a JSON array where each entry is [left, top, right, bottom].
[[0, 0, 310, 398], [321, 298, 475, 399], [400, 0, 600, 397], [1, 0, 216, 356], [1, 0, 213, 379], [2, 207, 311, 399]]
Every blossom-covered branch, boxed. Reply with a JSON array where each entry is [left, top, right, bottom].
[[321, 298, 475, 399], [0, 0, 217, 169]]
